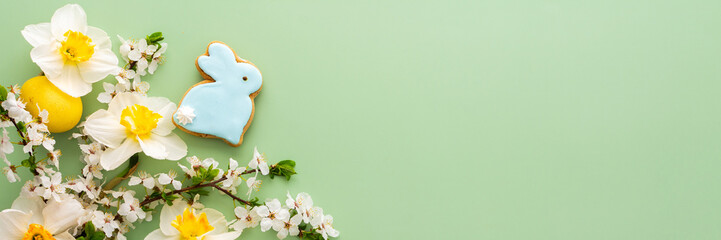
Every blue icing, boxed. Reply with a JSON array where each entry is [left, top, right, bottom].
[[174, 43, 262, 145]]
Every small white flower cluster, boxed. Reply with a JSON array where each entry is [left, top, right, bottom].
[[230, 192, 339, 240], [97, 35, 168, 103], [1, 89, 58, 183]]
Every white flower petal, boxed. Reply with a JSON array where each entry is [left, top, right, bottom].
[[108, 92, 143, 116], [144, 229, 172, 240], [42, 198, 84, 234], [30, 43, 64, 78], [11, 195, 45, 224], [204, 231, 242, 240], [84, 109, 126, 148], [77, 49, 119, 83], [100, 139, 141, 170], [0, 209, 30, 239], [148, 134, 187, 160], [159, 200, 186, 235], [50, 4, 87, 38], [138, 136, 168, 160], [201, 208, 228, 236], [54, 232, 76, 240], [52, 63, 92, 97], [144, 97, 176, 136], [85, 26, 111, 49], [21, 23, 52, 47]]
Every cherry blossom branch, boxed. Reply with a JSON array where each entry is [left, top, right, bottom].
[[138, 175, 252, 207]]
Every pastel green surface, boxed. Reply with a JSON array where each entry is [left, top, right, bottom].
[[1, 0, 721, 239]]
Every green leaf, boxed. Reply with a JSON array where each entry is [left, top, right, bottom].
[[84, 221, 96, 235], [208, 168, 220, 180], [145, 32, 164, 45], [270, 160, 297, 180], [0, 84, 7, 101]]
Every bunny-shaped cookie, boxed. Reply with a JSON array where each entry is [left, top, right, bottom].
[[173, 41, 262, 147]]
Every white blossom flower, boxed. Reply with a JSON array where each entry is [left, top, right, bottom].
[[132, 78, 150, 94], [84, 93, 187, 170], [144, 199, 241, 240], [314, 214, 339, 240], [1, 128, 13, 159], [230, 207, 260, 231], [158, 170, 182, 190], [256, 199, 290, 232], [277, 214, 302, 239], [221, 158, 246, 191], [97, 82, 129, 103], [174, 106, 195, 125], [118, 191, 145, 223], [128, 171, 156, 190], [3, 166, 19, 183], [249, 147, 269, 175], [21, 4, 119, 97], [9, 84, 21, 94], [91, 210, 120, 237], [1, 93, 32, 123], [35, 172, 67, 201], [178, 156, 202, 177], [48, 149, 61, 168], [115, 68, 136, 85], [148, 43, 168, 74], [246, 176, 261, 196], [286, 192, 314, 223], [0, 195, 84, 239]]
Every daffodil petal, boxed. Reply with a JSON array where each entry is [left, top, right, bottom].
[[84, 109, 126, 148], [77, 48, 118, 83], [144, 229, 174, 240], [138, 136, 168, 160], [51, 63, 92, 97], [202, 208, 228, 235], [145, 97, 176, 136], [42, 198, 84, 234], [50, 4, 87, 38], [30, 43, 64, 78], [149, 134, 187, 160], [100, 139, 141, 170], [85, 26, 111, 49], [204, 231, 243, 240], [11, 195, 45, 224], [109, 93, 143, 116], [0, 209, 30, 239], [21, 23, 53, 47], [159, 200, 187, 235], [53, 232, 76, 240]]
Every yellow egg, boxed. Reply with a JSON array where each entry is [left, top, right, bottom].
[[20, 76, 83, 133]]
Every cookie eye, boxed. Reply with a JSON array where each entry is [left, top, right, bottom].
[[242, 76, 248, 81]]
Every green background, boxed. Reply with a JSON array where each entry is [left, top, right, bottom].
[[2, 0, 721, 239]]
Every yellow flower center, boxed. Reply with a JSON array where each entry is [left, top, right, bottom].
[[120, 104, 162, 139], [22, 224, 55, 240], [171, 208, 214, 240], [59, 30, 94, 62]]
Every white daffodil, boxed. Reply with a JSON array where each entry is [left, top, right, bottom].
[[249, 147, 269, 175], [21, 4, 119, 97], [83, 92, 187, 170], [257, 199, 290, 232], [0, 195, 84, 240], [230, 207, 260, 231], [144, 199, 241, 240]]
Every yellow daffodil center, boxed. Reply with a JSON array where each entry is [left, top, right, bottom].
[[22, 224, 55, 240], [120, 104, 162, 139], [171, 208, 214, 240], [59, 30, 94, 62]]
